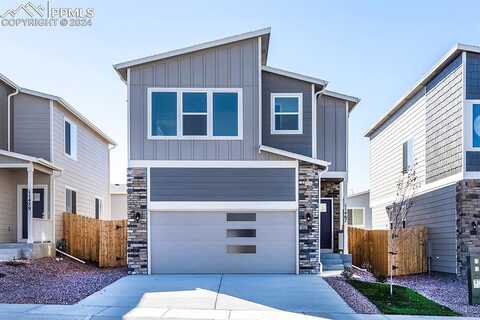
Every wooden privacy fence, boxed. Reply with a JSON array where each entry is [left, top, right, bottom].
[[63, 213, 127, 267], [348, 226, 427, 276]]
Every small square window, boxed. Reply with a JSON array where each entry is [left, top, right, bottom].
[[271, 94, 303, 134]]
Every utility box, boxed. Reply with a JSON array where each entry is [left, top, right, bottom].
[[467, 255, 480, 305]]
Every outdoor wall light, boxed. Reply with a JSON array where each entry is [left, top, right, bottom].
[[135, 212, 141, 223], [471, 221, 478, 235], [306, 213, 312, 223]]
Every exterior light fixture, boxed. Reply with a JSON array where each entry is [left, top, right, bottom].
[[135, 212, 141, 223]]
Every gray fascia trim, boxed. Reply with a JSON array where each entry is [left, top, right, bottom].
[[19, 87, 117, 146], [364, 43, 480, 137], [262, 65, 328, 87], [323, 90, 360, 111], [113, 27, 271, 77], [259, 145, 330, 168]]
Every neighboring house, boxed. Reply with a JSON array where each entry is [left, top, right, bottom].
[[347, 190, 371, 229], [110, 183, 127, 220], [365, 43, 480, 276], [0, 73, 116, 259], [115, 28, 359, 274]]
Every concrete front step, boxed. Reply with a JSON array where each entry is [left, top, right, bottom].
[[323, 264, 345, 271], [0, 243, 33, 261]]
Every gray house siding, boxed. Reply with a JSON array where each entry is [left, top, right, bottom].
[[12, 93, 51, 160], [150, 168, 295, 201], [261, 71, 312, 157], [129, 37, 275, 161], [425, 56, 463, 183], [0, 81, 14, 151], [466, 52, 480, 100], [406, 184, 457, 273], [317, 95, 347, 171]]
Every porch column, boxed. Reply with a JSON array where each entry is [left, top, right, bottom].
[[27, 166, 33, 243]]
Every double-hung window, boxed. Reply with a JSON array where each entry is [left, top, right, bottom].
[[348, 208, 365, 227], [148, 88, 242, 139], [271, 93, 303, 134], [66, 188, 77, 214]]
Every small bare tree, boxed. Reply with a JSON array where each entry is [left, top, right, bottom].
[[387, 164, 419, 296]]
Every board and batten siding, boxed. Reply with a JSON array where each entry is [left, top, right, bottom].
[[0, 81, 14, 150], [317, 95, 347, 171], [406, 184, 457, 273], [129, 37, 275, 161], [261, 70, 312, 157], [12, 93, 51, 161], [150, 167, 296, 201], [369, 89, 427, 228], [52, 101, 110, 239], [425, 55, 463, 183]]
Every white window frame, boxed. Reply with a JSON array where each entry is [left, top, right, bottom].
[[402, 138, 414, 173], [348, 207, 365, 228], [65, 186, 77, 214], [147, 88, 243, 140], [64, 117, 77, 160], [270, 93, 303, 135], [95, 196, 103, 219]]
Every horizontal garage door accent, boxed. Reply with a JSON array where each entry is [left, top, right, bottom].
[[150, 168, 295, 201], [150, 211, 296, 273]]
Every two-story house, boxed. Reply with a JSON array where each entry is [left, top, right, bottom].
[[115, 28, 359, 274], [0, 73, 116, 259], [366, 43, 480, 276]]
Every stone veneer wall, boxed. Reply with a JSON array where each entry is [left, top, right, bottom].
[[127, 168, 148, 275], [298, 162, 320, 274], [456, 180, 480, 277], [321, 180, 342, 252]]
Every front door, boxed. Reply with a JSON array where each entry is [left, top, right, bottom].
[[21, 188, 45, 239], [320, 198, 333, 251]]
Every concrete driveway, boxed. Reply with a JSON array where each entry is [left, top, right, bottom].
[[77, 274, 355, 319]]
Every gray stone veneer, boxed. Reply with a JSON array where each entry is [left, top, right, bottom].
[[127, 168, 148, 275], [456, 180, 480, 277], [298, 162, 320, 274]]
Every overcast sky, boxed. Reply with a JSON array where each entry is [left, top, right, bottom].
[[1, 0, 478, 193]]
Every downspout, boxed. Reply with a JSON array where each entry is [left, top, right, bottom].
[[7, 86, 19, 151], [313, 83, 328, 158]]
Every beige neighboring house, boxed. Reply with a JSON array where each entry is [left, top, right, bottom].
[[0, 73, 116, 260], [110, 183, 127, 220]]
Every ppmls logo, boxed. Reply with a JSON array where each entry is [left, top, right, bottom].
[[0, 1, 95, 27]]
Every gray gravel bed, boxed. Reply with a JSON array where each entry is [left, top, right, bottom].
[[392, 272, 480, 317], [0, 257, 126, 304], [323, 276, 381, 314]]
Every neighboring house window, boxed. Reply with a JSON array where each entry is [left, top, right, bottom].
[[64, 118, 77, 159], [148, 88, 242, 139], [66, 188, 77, 214], [348, 208, 365, 227], [402, 139, 414, 172], [95, 197, 103, 219], [271, 93, 303, 134], [473, 104, 480, 147]]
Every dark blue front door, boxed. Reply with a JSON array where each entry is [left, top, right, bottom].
[[21, 188, 45, 239], [320, 199, 333, 250]]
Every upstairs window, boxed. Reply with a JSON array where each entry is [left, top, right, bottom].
[[64, 118, 77, 160], [473, 104, 480, 147], [271, 93, 303, 134], [402, 139, 415, 172], [148, 88, 242, 140]]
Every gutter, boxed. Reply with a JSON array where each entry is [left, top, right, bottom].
[[7, 86, 19, 151]]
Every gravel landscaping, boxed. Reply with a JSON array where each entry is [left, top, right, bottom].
[[0, 257, 126, 304]]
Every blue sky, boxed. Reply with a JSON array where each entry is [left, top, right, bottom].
[[1, 0, 479, 193]]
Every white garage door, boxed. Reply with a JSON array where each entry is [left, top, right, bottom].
[[150, 211, 296, 274]]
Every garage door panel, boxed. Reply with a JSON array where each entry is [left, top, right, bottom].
[[150, 211, 296, 274]]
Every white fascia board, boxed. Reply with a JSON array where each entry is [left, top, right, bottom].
[[0, 149, 62, 172], [262, 66, 328, 87], [259, 145, 330, 168], [19, 88, 117, 146], [114, 27, 271, 73], [149, 201, 297, 211], [364, 43, 476, 137], [128, 160, 297, 168], [323, 90, 360, 110], [0, 73, 20, 90]]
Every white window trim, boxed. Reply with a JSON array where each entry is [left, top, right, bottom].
[[270, 93, 303, 135], [64, 117, 77, 160], [95, 196, 103, 219], [147, 87, 243, 140], [348, 207, 365, 228], [65, 185, 77, 213]]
